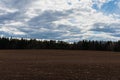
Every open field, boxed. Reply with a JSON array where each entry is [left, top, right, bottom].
[[0, 50, 120, 80]]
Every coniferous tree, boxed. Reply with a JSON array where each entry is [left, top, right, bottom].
[[0, 37, 120, 52]]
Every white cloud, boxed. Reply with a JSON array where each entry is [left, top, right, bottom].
[[0, 0, 120, 42], [92, 0, 112, 9], [0, 5, 18, 16], [4, 21, 24, 26], [0, 26, 25, 35]]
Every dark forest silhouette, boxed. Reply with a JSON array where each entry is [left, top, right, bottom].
[[0, 37, 120, 51]]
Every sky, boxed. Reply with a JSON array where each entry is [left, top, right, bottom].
[[0, 0, 120, 42]]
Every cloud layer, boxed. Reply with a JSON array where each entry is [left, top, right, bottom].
[[0, 0, 120, 42]]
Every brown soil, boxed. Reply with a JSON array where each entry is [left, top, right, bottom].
[[0, 50, 120, 80]]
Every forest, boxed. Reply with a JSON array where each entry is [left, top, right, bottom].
[[0, 37, 120, 51]]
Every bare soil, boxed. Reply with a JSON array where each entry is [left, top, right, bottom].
[[0, 50, 120, 80]]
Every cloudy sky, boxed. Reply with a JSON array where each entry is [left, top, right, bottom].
[[0, 0, 120, 42]]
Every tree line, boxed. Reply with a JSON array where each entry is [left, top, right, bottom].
[[0, 37, 120, 51]]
